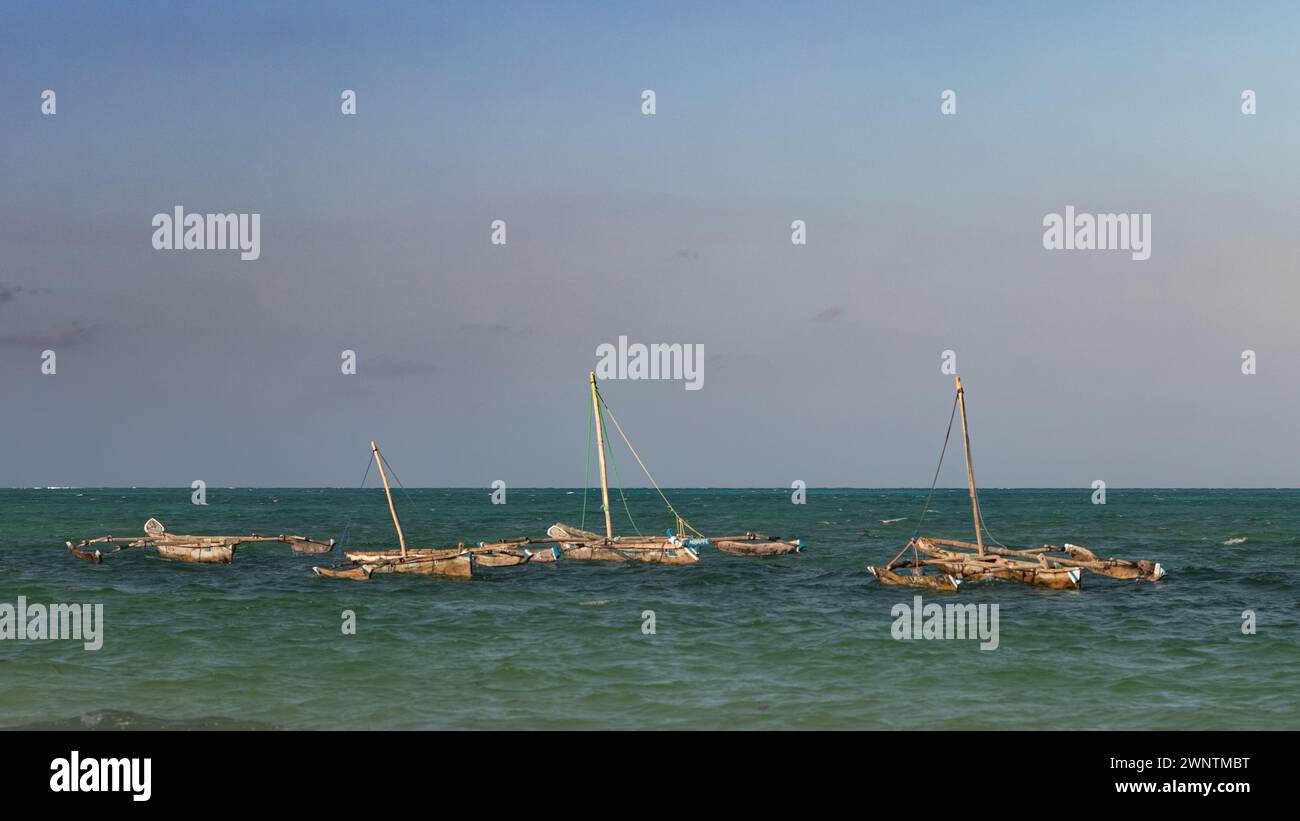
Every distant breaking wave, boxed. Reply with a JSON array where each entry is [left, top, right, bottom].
[[880, 517, 907, 524], [1222, 536, 1247, 545]]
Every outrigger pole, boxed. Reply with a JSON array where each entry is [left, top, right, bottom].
[[589, 372, 614, 540], [372, 440, 407, 557], [955, 376, 983, 554]]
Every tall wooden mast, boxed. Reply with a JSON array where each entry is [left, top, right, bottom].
[[955, 376, 983, 554], [371, 440, 407, 557], [589, 372, 614, 540]]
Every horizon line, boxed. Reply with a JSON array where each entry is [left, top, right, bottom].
[[8, 486, 1300, 492]]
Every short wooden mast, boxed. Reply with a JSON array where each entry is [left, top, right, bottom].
[[589, 372, 614, 540], [955, 376, 983, 554], [371, 440, 407, 557]]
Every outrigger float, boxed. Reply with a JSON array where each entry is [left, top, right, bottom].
[[711, 533, 804, 556], [545, 373, 804, 563], [867, 376, 1165, 591], [313, 441, 535, 580], [67, 517, 334, 565]]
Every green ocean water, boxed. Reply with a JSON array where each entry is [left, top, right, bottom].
[[0, 487, 1296, 730]]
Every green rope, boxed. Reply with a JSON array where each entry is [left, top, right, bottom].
[[580, 398, 593, 530], [603, 432, 641, 536]]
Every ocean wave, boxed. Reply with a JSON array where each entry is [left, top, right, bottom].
[[1222, 536, 1247, 545]]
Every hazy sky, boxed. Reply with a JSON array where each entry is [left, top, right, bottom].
[[3, 2, 1299, 487]]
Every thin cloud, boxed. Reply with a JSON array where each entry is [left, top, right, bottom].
[[813, 306, 844, 322], [0, 323, 93, 348], [457, 322, 538, 337], [0, 284, 46, 305]]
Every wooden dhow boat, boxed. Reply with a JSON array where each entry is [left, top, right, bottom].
[[313, 441, 529, 580], [551, 373, 805, 562], [66, 517, 334, 565], [547, 523, 701, 564], [867, 376, 1165, 590], [547, 373, 702, 564]]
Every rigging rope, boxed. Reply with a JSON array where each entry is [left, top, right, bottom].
[[911, 391, 959, 541], [596, 391, 705, 538], [601, 428, 641, 536], [974, 485, 1010, 549], [379, 451, 423, 533], [335, 452, 375, 549], [885, 391, 959, 569]]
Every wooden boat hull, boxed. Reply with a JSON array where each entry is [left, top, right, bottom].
[[283, 537, 335, 554], [548, 523, 701, 564], [525, 545, 561, 563], [976, 543, 1165, 582], [473, 539, 563, 563], [471, 549, 531, 568], [156, 543, 235, 564], [867, 566, 961, 591], [313, 564, 373, 580], [982, 564, 1080, 589], [923, 556, 1081, 590], [561, 544, 700, 564], [1056, 545, 1164, 581], [713, 536, 802, 556], [367, 554, 472, 578], [341, 548, 473, 579], [916, 539, 1083, 590]]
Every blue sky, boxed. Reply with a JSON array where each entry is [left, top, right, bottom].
[[2, 2, 1298, 486]]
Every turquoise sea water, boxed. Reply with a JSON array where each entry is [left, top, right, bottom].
[[0, 488, 1296, 730]]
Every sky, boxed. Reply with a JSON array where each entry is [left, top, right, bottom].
[[2, 1, 1299, 487]]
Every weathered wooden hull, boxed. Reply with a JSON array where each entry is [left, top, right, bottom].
[[917, 539, 1083, 589], [561, 544, 701, 564], [470, 549, 531, 568], [474, 539, 563, 563], [283, 537, 335, 554], [973, 543, 1166, 582], [156, 543, 236, 564], [315, 555, 473, 580], [340, 548, 473, 579], [867, 565, 961, 591], [920, 555, 1081, 590], [547, 523, 701, 564], [977, 563, 1080, 589], [313, 564, 373, 580], [1054, 544, 1165, 581], [367, 554, 473, 578], [713, 535, 802, 556], [344, 547, 464, 562]]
